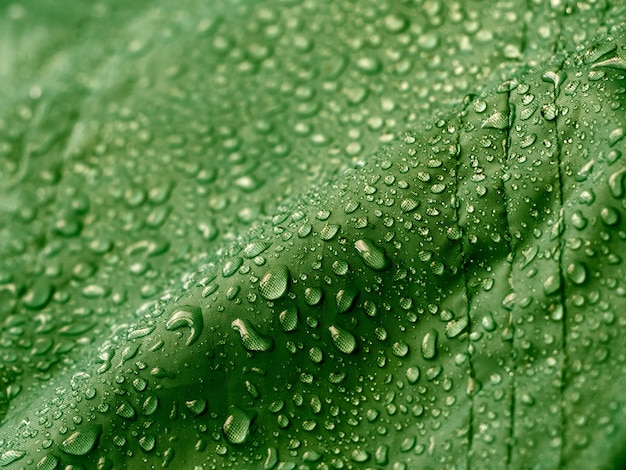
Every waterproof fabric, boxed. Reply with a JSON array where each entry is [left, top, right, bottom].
[[0, 0, 625, 468]]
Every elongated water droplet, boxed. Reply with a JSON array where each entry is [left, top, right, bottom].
[[354, 239, 390, 271], [329, 325, 357, 354], [165, 305, 203, 346], [481, 111, 508, 130], [259, 265, 290, 300], [445, 315, 468, 338], [608, 168, 626, 198], [0, 450, 25, 466], [222, 257, 243, 277], [421, 329, 438, 360], [36, 454, 59, 470], [242, 241, 271, 258], [232, 318, 274, 351]]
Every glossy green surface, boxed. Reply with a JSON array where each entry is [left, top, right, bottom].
[[0, 0, 625, 468]]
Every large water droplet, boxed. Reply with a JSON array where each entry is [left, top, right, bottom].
[[165, 305, 204, 346], [279, 307, 298, 332], [354, 239, 390, 271], [336, 287, 359, 314], [0, 450, 25, 466], [223, 407, 256, 444], [232, 318, 274, 351], [59, 424, 102, 456], [566, 262, 588, 285], [445, 315, 468, 338], [259, 265, 290, 300], [222, 257, 243, 277], [329, 325, 357, 354]]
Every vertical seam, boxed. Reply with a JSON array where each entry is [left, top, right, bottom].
[[454, 101, 474, 470], [502, 86, 515, 470]]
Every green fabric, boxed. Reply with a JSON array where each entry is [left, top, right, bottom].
[[0, 0, 625, 468]]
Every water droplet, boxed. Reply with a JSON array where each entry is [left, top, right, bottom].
[[600, 206, 620, 226], [543, 274, 561, 296], [185, 399, 208, 416], [354, 239, 390, 271], [259, 265, 290, 300], [519, 133, 537, 149], [566, 262, 587, 285], [320, 224, 340, 241], [279, 307, 298, 332], [445, 315, 468, 338], [329, 325, 357, 354], [298, 223, 312, 238], [363, 301, 377, 317], [165, 305, 204, 346], [243, 241, 271, 258], [309, 347, 323, 364], [392, 341, 409, 357], [383, 13, 409, 34], [481, 312, 497, 332], [143, 396, 159, 416], [336, 287, 359, 313], [59, 424, 102, 456], [400, 198, 419, 213], [304, 287, 323, 306], [608, 168, 626, 198], [406, 366, 420, 384], [223, 407, 256, 444], [332, 260, 349, 276], [232, 318, 274, 352], [351, 449, 370, 463], [22, 280, 54, 310], [36, 454, 59, 470], [222, 257, 243, 277], [116, 401, 137, 419], [421, 329, 438, 360], [0, 450, 25, 466], [139, 435, 156, 453], [482, 111, 508, 129]]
